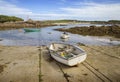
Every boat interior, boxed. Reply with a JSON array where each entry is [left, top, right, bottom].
[[49, 43, 85, 59]]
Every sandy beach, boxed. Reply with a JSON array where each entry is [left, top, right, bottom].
[[0, 45, 120, 82]]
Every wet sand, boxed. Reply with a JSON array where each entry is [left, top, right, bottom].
[[0, 45, 120, 82]]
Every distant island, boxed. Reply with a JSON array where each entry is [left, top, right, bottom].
[[55, 25, 120, 38], [0, 15, 24, 23], [0, 15, 120, 30], [0, 15, 56, 30]]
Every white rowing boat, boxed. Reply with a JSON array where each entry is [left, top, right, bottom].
[[61, 32, 69, 39], [49, 43, 87, 66]]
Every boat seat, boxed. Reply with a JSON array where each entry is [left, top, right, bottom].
[[71, 52, 78, 55]]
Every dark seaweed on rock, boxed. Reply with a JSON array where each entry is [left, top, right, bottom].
[[55, 25, 120, 38]]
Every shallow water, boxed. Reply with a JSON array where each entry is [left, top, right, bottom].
[[0, 24, 120, 46]]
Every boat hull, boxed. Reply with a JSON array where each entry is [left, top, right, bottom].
[[24, 28, 40, 32], [61, 34, 69, 39], [49, 43, 87, 66], [50, 53, 87, 66]]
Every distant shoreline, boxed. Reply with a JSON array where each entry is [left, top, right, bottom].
[[0, 22, 57, 30], [0, 19, 120, 30]]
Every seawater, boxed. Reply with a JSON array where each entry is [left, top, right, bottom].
[[0, 24, 120, 46]]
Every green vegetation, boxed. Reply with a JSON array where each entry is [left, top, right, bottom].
[[55, 25, 120, 38], [108, 20, 120, 24], [0, 15, 24, 23], [43, 20, 77, 23], [0, 15, 120, 30], [43, 20, 120, 24], [91, 20, 120, 24], [0, 15, 56, 30]]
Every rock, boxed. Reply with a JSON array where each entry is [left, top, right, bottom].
[[0, 38, 3, 41]]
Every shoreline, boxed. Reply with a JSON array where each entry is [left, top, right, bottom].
[[0, 22, 57, 30], [55, 25, 120, 38], [0, 45, 120, 82]]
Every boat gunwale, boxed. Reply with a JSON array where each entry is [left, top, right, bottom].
[[24, 28, 40, 32], [49, 43, 86, 60]]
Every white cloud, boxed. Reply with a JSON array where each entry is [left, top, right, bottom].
[[0, 0, 69, 20], [0, 0, 120, 20], [60, 2, 120, 20], [0, 0, 33, 16]]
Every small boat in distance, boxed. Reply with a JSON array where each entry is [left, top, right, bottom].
[[24, 28, 40, 32], [61, 32, 70, 39], [49, 43, 87, 66]]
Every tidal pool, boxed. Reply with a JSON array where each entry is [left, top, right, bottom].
[[0, 24, 120, 46]]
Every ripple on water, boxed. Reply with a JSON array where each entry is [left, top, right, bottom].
[[0, 24, 120, 46]]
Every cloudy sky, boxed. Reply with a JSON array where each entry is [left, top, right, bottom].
[[0, 0, 120, 20]]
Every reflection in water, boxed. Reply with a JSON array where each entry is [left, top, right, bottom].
[[61, 38, 69, 42], [0, 24, 120, 46]]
